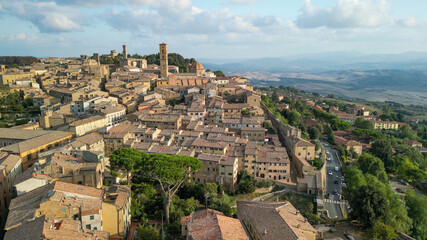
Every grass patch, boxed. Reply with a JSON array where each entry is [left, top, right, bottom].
[[264, 192, 314, 214]]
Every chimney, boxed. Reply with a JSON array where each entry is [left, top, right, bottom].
[[264, 229, 268, 235], [296, 210, 300, 215]]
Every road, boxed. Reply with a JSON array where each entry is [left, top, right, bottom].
[[321, 140, 344, 218]]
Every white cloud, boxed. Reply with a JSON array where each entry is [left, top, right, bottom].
[[0, 1, 88, 33], [394, 17, 417, 28], [226, 0, 258, 5], [296, 0, 390, 29], [103, 4, 284, 39]]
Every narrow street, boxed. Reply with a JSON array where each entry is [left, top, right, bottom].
[[321, 140, 345, 218]]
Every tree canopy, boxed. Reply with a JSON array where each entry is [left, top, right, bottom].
[[109, 148, 146, 185], [140, 153, 201, 225], [348, 184, 389, 228], [357, 154, 388, 183]]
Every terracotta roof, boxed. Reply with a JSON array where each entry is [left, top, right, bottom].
[[237, 201, 316, 240], [183, 209, 247, 240]]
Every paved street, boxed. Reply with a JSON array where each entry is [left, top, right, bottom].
[[321, 140, 344, 218]]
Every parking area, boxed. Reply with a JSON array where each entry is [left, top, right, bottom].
[[388, 176, 423, 195]]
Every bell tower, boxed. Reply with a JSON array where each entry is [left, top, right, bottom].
[[159, 43, 168, 77]]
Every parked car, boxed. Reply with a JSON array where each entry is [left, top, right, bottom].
[[328, 170, 333, 175], [334, 179, 339, 184], [327, 157, 331, 161], [344, 232, 355, 240], [334, 166, 339, 172], [326, 193, 331, 199], [396, 188, 406, 193], [333, 189, 338, 195], [326, 150, 330, 154]]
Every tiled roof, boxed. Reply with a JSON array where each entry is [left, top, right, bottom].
[[237, 201, 316, 240], [0, 128, 52, 140], [69, 115, 105, 127], [183, 209, 247, 240], [0, 153, 21, 173], [74, 132, 103, 145], [1, 131, 73, 154]]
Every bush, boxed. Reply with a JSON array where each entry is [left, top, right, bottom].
[[255, 180, 273, 188], [136, 225, 161, 240]]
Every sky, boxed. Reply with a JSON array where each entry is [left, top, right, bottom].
[[0, 0, 426, 59]]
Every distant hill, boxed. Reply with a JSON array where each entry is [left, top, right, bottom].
[[202, 51, 427, 72], [247, 69, 427, 106]]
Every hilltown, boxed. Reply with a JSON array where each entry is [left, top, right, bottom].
[[0, 43, 421, 240]]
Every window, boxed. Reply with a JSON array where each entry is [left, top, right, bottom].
[[90, 215, 94, 220], [94, 227, 97, 230], [86, 224, 91, 229]]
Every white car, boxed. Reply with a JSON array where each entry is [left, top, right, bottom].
[[327, 157, 331, 161], [328, 170, 333, 175], [326, 150, 330, 154]]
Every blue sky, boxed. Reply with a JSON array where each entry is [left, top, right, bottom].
[[0, 0, 425, 59]]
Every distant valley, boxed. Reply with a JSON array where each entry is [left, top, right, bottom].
[[202, 52, 427, 106]]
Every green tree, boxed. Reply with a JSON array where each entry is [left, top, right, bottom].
[[405, 168, 427, 184], [370, 139, 394, 172], [236, 170, 255, 194], [348, 185, 388, 228], [262, 121, 276, 134], [342, 166, 367, 197], [109, 148, 146, 185], [405, 190, 427, 240], [400, 125, 419, 140], [325, 125, 337, 145], [354, 117, 374, 130], [286, 109, 301, 126], [241, 109, 251, 116], [136, 225, 161, 240], [368, 222, 398, 240], [308, 126, 320, 140], [213, 70, 225, 77], [140, 154, 201, 225], [357, 154, 388, 183]]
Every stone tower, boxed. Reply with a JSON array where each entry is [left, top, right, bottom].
[[159, 43, 168, 77], [123, 44, 127, 59]]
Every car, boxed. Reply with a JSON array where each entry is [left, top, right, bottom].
[[326, 157, 331, 161], [396, 188, 406, 193], [328, 170, 333, 175], [342, 182, 347, 187], [398, 179, 410, 185], [326, 150, 330, 154], [344, 232, 355, 240], [325, 193, 331, 199], [333, 189, 338, 195], [334, 166, 339, 172], [341, 176, 345, 181], [334, 179, 339, 184]]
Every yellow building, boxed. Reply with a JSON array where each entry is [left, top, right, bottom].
[[69, 115, 107, 136], [373, 120, 400, 130], [102, 185, 132, 239], [0, 130, 74, 170], [240, 127, 265, 142], [289, 137, 315, 161], [0, 72, 35, 85], [190, 138, 229, 155], [193, 153, 238, 191]]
